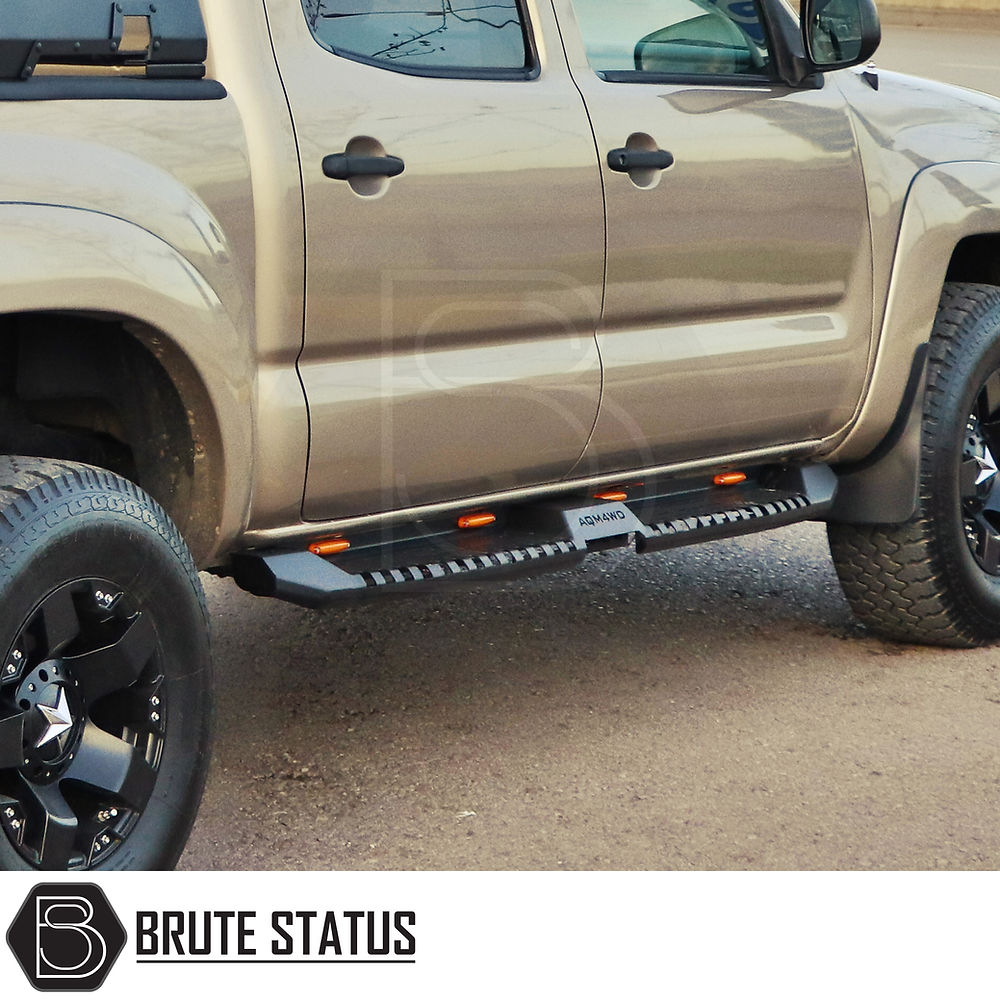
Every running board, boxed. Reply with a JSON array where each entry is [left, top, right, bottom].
[[231, 464, 837, 608]]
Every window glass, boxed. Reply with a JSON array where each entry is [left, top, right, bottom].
[[301, 1, 528, 73], [569, 0, 771, 78]]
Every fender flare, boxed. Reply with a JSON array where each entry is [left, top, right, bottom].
[[827, 161, 1000, 524], [0, 202, 253, 563]]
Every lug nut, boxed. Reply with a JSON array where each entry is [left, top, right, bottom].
[[94, 589, 121, 611], [11, 819, 21, 830], [151, 712, 160, 722], [151, 696, 160, 707], [4, 808, 14, 818]]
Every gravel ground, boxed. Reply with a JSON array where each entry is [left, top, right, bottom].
[[182, 524, 1000, 870]]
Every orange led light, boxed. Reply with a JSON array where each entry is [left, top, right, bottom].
[[309, 538, 351, 556], [594, 490, 628, 502], [458, 512, 496, 530], [713, 472, 747, 487]]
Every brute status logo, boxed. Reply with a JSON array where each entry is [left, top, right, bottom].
[[7, 883, 127, 991], [135, 908, 416, 961]]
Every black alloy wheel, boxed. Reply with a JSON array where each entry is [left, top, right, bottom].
[[0, 579, 165, 869], [0, 457, 212, 870], [960, 378, 1000, 576]]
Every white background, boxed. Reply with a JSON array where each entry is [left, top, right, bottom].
[[0, 872, 995, 999]]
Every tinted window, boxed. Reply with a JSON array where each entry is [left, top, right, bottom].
[[569, 0, 771, 78], [301, 1, 529, 73]]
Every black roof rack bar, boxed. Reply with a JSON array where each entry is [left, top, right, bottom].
[[0, 0, 208, 81]]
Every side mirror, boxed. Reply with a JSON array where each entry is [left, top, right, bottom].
[[801, 0, 881, 71]]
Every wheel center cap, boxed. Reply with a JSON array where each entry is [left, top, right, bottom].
[[34, 686, 74, 749], [14, 664, 82, 771], [975, 447, 999, 487]]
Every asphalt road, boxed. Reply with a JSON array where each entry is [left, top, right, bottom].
[[877, 12, 1000, 95], [180, 18, 1000, 871]]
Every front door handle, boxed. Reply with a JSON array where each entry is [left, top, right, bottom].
[[322, 153, 405, 180], [607, 148, 674, 173]]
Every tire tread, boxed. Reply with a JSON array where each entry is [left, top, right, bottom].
[[0, 457, 203, 620]]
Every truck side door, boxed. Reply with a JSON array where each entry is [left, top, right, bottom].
[[554, 0, 874, 476], [265, 0, 605, 520]]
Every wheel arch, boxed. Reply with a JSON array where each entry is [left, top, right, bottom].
[[946, 233, 1000, 288], [0, 204, 253, 566], [825, 162, 1000, 523]]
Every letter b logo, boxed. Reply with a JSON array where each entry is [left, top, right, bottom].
[[8, 884, 126, 991]]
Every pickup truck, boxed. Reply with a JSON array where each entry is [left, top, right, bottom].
[[1, 0, 1000, 871]]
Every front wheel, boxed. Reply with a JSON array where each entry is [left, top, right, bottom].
[[0, 457, 211, 869], [829, 283, 1000, 647]]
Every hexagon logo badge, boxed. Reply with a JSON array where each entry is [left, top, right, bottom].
[[7, 883, 127, 991]]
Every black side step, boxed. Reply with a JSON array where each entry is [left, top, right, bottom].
[[232, 540, 586, 609], [231, 464, 837, 608], [637, 465, 836, 553]]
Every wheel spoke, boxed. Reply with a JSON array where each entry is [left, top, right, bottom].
[[100, 677, 164, 732], [64, 612, 156, 703], [982, 475, 1000, 516], [979, 418, 1000, 462], [63, 720, 156, 811], [18, 777, 79, 870], [960, 457, 983, 500], [972, 515, 1000, 575], [0, 713, 25, 770], [39, 586, 81, 656]]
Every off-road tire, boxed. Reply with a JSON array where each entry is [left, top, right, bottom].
[[829, 282, 1000, 647], [0, 456, 212, 869]]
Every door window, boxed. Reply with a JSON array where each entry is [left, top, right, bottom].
[[568, 0, 771, 80], [300, 1, 532, 76]]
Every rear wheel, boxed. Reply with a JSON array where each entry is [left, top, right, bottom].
[[0, 457, 211, 869], [829, 283, 1000, 647]]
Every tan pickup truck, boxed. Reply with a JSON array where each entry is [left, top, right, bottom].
[[2, 0, 1000, 870]]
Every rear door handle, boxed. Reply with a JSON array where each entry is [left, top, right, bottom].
[[607, 148, 674, 173], [322, 153, 405, 180]]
